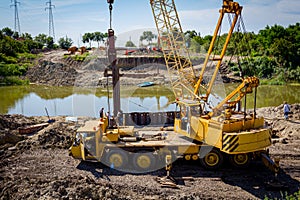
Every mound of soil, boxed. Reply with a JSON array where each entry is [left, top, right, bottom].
[[26, 50, 240, 87], [0, 104, 299, 199], [26, 60, 78, 86]]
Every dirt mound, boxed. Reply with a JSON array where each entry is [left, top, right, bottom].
[[15, 125, 74, 151], [257, 103, 300, 121], [25, 50, 241, 87], [0, 114, 43, 151], [0, 114, 41, 130], [26, 60, 78, 86], [257, 103, 300, 140]]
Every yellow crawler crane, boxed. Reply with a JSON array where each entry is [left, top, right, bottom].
[[69, 0, 279, 174], [150, 0, 278, 170]]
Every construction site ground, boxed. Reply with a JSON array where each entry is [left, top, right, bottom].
[[1, 104, 300, 199]]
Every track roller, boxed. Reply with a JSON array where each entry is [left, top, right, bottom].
[[133, 152, 156, 172], [200, 148, 224, 170], [229, 153, 251, 168], [105, 150, 128, 169]]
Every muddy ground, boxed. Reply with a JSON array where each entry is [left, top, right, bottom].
[[0, 104, 299, 199]]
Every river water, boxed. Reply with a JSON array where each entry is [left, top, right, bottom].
[[1, 84, 299, 117]]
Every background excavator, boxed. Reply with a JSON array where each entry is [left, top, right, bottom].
[[69, 0, 279, 174]]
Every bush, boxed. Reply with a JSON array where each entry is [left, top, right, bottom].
[[287, 66, 300, 82], [0, 76, 29, 85], [73, 53, 89, 62], [0, 63, 28, 76]]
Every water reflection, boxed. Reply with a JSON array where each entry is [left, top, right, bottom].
[[1, 84, 299, 117], [2, 85, 176, 117]]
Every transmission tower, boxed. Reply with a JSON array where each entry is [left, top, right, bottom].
[[45, 0, 55, 40], [10, 0, 21, 34]]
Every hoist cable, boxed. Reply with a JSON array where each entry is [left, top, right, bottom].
[[109, 4, 113, 29]]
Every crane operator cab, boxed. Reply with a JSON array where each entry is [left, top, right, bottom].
[[174, 99, 208, 140]]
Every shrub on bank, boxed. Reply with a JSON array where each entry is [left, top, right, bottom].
[[0, 76, 29, 86]]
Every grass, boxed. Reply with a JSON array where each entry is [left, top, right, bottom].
[[73, 52, 90, 62], [264, 190, 300, 200], [63, 52, 91, 62], [260, 78, 285, 85]]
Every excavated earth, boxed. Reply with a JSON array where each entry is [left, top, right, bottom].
[[25, 49, 237, 87], [0, 104, 299, 199]]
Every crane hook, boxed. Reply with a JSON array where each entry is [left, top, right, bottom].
[[107, 0, 114, 29]]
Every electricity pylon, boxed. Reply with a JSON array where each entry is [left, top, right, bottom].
[[10, 0, 21, 34], [45, 0, 55, 40]]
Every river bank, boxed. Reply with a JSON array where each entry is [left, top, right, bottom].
[[1, 104, 299, 199], [24, 49, 241, 87]]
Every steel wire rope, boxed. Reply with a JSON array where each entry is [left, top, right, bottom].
[[226, 13, 243, 79], [238, 14, 254, 78], [205, 11, 226, 110], [106, 2, 114, 119], [229, 13, 253, 80], [128, 100, 149, 111]]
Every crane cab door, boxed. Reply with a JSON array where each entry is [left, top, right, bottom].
[[180, 105, 191, 134], [174, 104, 190, 136], [174, 103, 205, 141]]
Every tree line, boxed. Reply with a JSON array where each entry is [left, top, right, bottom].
[[0, 23, 299, 85], [185, 23, 300, 83]]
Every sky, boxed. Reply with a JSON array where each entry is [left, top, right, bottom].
[[0, 0, 299, 47]]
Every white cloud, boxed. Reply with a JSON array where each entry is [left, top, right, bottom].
[[242, 0, 300, 32], [178, 0, 300, 36], [277, 0, 300, 14], [179, 9, 219, 35]]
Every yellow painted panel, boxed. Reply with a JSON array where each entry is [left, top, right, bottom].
[[205, 121, 222, 148], [178, 145, 199, 154], [223, 117, 265, 133], [237, 129, 271, 143], [236, 139, 271, 153], [103, 131, 119, 142], [70, 146, 81, 158], [174, 119, 181, 132], [118, 126, 134, 136], [254, 117, 264, 128], [222, 129, 271, 154]]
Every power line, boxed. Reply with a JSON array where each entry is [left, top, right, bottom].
[[45, 0, 55, 40], [10, 0, 21, 34]]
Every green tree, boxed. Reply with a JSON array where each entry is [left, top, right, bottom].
[[34, 34, 48, 49], [12, 32, 19, 39], [21, 33, 33, 40], [202, 35, 213, 51], [103, 32, 108, 41], [125, 40, 136, 47], [58, 36, 73, 50], [34, 34, 55, 49], [82, 32, 94, 48], [94, 32, 104, 47], [185, 30, 198, 48], [140, 31, 156, 45], [2, 27, 14, 37], [0, 35, 18, 56], [46, 37, 55, 49]]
